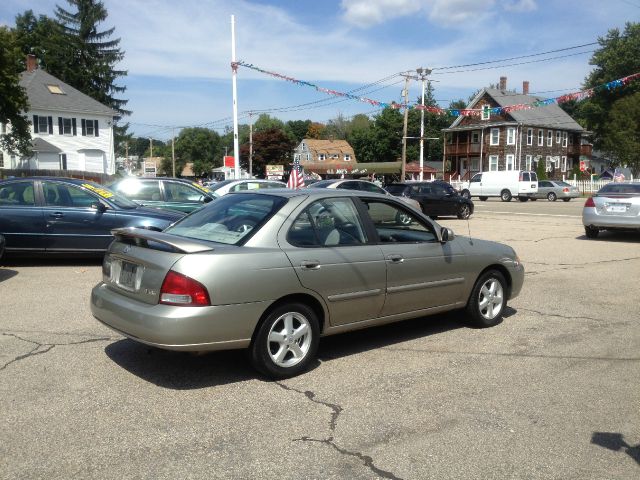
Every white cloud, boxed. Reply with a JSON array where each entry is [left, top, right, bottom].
[[428, 0, 496, 26], [341, 0, 423, 27], [504, 0, 537, 12]]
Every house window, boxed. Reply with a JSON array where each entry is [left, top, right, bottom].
[[318, 154, 326, 161], [506, 127, 516, 145], [481, 105, 490, 120], [471, 157, 480, 170], [294, 154, 300, 162], [307, 154, 311, 161], [81, 119, 99, 137], [561, 156, 567, 172], [562, 132, 568, 147], [546, 156, 552, 172], [489, 155, 499, 171], [471, 130, 480, 143], [58, 117, 76, 136], [547, 130, 553, 147], [331, 154, 339, 160], [506, 154, 515, 170], [527, 128, 533, 146], [569, 134, 574, 146], [525, 154, 533, 171], [33, 115, 52, 135], [344, 154, 351, 161], [555, 131, 561, 144], [538, 130, 544, 146], [490, 128, 500, 146]]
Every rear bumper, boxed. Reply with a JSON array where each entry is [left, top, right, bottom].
[[91, 282, 270, 351], [582, 208, 640, 230]]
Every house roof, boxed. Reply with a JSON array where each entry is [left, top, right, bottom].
[[31, 137, 61, 153], [300, 139, 357, 158], [448, 88, 584, 132], [20, 68, 116, 117]]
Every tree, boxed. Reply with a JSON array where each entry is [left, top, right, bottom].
[[580, 23, 640, 149], [241, 128, 294, 177], [174, 128, 221, 177], [286, 120, 311, 143], [602, 92, 640, 176], [306, 122, 325, 139], [253, 114, 285, 133], [0, 27, 31, 156], [371, 107, 403, 162], [322, 113, 349, 140]]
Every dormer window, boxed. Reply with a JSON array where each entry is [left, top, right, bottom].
[[344, 154, 351, 161], [47, 84, 65, 95], [318, 154, 326, 161]]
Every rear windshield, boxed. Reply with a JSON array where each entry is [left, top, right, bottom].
[[385, 184, 408, 195], [598, 184, 640, 195], [165, 193, 287, 245]]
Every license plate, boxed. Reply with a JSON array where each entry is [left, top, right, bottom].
[[607, 204, 628, 213], [118, 261, 138, 290]]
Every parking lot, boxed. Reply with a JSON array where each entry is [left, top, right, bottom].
[[1, 198, 639, 479]]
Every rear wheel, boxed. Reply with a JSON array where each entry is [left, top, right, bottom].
[[479, 196, 488, 201], [457, 204, 471, 219], [500, 190, 512, 202], [530, 198, 538, 201], [466, 270, 507, 328], [547, 192, 557, 202], [250, 303, 319, 379], [585, 226, 599, 239]]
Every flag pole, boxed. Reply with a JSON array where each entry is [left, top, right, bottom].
[[231, 15, 240, 179]]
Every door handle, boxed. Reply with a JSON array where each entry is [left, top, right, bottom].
[[300, 260, 320, 270], [386, 254, 404, 263], [49, 212, 64, 218]]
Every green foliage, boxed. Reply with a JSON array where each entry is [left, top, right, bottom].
[[602, 92, 640, 176], [371, 108, 403, 162], [286, 120, 311, 143], [253, 114, 286, 133], [240, 128, 294, 177], [536, 157, 547, 180], [0, 27, 32, 156], [174, 128, 221, 177]]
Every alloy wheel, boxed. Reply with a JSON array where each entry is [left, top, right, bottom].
[[267, 312, 313, 368]]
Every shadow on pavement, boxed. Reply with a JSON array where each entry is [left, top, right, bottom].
[[576, 231, 640, 243], [591, 432, 640, 465], [0, 268, 18, 283], [0, 256, 103, 267], [104, 307, 517, 389]]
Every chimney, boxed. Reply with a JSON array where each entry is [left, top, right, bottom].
[[26, 54, 38, 72], [499, 76, 507, 91], [523, 81, 530, 95]]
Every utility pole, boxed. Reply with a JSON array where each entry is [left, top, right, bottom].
[[400, 74, 411, 181], [171, 127, 176, 177], [249, 112, 254, 177], [125, 141, 129, 173], [149, 137, 153, 158], [416, 67, 432, 180], [230, 15, 240, 179]]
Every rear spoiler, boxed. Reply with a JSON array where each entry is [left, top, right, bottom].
[[111, 227, 214, 254]]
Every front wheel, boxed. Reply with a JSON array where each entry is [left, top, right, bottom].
[[547, 192, 557, 202], [562, 198, 571, 202], [466, 270, 507, 328], [461, 190, 471, 199], [500, 190, 512, 202], [250, 303, 320, 379], [457, 204, 471, 219]]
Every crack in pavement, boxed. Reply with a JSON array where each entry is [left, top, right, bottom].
[[1, 332, 113, 372], [501, 236, 577, 243], [528, 256, 640, 267], [516, 308, 605, 323], [276, 382, 403, 480]]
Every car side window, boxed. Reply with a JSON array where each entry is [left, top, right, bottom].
[[522, 172, 530, 181], [164, 182, 203, 202], [114, 180, 161, 201], [470, 174, 482, 183], [362, 199, 437, 244], [539, 181, 550, 187], [359, 182, 386, 194], [0, 182, 35, 206], [287, 198, 367, 247], [43, 182, 97, 207]]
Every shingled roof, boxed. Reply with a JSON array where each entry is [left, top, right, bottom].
[[301, 139, 356, 158], [20, 68, 116, 117]]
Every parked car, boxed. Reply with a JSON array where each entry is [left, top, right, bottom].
[[0, 234, 4, 261], [109, 177, 218, 213], [386, 181, 474, 219], [583, 182, 640, 238], [208, 179, 286, 196], [91, 189, 524, 378], [531, 180, 580, 202], [309, 179, 422, 213], [463, 170, 538, 202], [0, 177, 184, 256]]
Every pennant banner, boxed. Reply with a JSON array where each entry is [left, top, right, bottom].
[[232, 61, 640, 117]]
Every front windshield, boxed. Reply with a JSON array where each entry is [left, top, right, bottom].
[[165, 193, 287, 245], [80, 181, 138, 209], [207, 180, 235, 193]]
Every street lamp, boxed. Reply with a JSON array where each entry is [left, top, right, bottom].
[[416, 67, 432, 181]]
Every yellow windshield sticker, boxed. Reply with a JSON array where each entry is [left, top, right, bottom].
[[82, 183, 114, 198], [191, 182, 210, 193]]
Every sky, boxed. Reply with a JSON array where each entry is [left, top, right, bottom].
[[1, 0, 639, 140]]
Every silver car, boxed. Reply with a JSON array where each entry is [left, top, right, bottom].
[[583, 182, 640, 238], [208, 179, 286, 196], [532, 180, 580, 202], [91, 189, 524, 378]]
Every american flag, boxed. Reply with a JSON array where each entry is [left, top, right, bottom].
[[287, 158, 305, 189]]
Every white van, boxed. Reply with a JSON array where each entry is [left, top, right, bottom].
[[462, 170, 538, 202]]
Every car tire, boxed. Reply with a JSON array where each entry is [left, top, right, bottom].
[[479, 196, 488, 201], [466, 270, 507, 328], [250, 303, 319, 379], [461, 189, 471, 199], [547, 192, 557, 202], [585, 226, 599, 239], [500, 190, 512, 202], [562, 198, 571, 202], [457, 204, 471, 219], [518, 196, 529, 202]]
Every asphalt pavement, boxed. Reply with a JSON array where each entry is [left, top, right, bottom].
[[1, 197, 639, 479]]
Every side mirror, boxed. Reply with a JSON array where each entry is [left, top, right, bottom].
[[203, 196, 213, 203], [91, 202, 107, 213], [440, 227, 455, 243]]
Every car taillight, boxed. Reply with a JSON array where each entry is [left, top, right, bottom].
[[519, 173, 523, 181], [584, 197, 595, 208], [563, 188, 569, 193], [160, 270, 210, 306]]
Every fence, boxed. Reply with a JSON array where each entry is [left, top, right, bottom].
[[0, 169, 116, 185], [564, 176, 635, 194]]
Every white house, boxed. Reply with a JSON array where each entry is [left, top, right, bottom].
[[0, 55, 117, 174]]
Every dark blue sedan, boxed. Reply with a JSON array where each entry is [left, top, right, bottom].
[[0, 177, 184, 256]]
